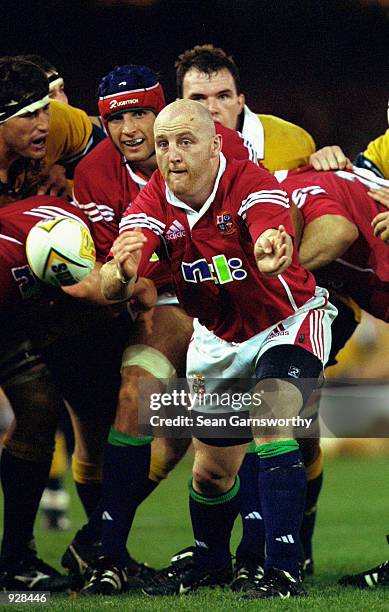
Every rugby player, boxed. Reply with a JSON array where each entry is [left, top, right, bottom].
[[0, 193, 155, 590], [279, 164, 389, 589], [175, 43, 323, 584], [0, 57, 112, 589], [15, 53, 105, 531], [0, 57, 101, 199], [67, 64, 256, 592], [279, 165, 389, 319], [99, 99, 336, 599]]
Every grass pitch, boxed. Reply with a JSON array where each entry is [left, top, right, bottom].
[[5, 453, 389, 610]]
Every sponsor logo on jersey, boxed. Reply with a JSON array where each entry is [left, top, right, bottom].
[[181, 254, 247, 285], [216, 211, 236, 235], [109, 97, 140, 109], [166, 220, 186, 240]]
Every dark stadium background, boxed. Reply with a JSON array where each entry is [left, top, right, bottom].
[[1, 0, 388, 159]]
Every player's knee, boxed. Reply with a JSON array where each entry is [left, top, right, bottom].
[[4, 429, 54, 462], [192, 464, 235, 495], [121, 344, 177, 381]]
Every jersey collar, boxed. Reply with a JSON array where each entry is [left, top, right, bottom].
[[164, 153, 227, 229], [125, 161, 148, 188], [241, 105, 264, 162]]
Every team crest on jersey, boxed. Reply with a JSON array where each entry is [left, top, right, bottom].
[[216, 211, 235, 235], [192, 374, 206, 396]]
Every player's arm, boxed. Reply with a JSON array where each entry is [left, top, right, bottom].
[[129, 277, 158, 312], [254, 225, 293, 276], [101, 230, 149, 301], [61, 262, 109, 304], [299, 215, 359, 269], [62, 261, 157, 308], [309, 145, 352, 171]]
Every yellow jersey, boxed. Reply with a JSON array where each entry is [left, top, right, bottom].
[[358, 129, 389, 179], [241, 106, 316, 173]]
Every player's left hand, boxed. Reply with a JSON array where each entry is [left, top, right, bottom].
[[254, 225, 293, 276], [37, 164, 68, 197], [372, 211, 389, 243], [368, 187, 389, 210]]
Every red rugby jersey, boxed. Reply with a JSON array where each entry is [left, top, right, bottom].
[[119, 156, 318, 342], [73, 123, 257, 290], [281, 166, 389, 321], [0, 195, 98, 309]]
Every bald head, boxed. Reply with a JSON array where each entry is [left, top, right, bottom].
[[155, 99, 215, 138], [154, 99, 221, 209]]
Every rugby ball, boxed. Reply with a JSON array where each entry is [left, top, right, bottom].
[[26, 216, 96, 287]]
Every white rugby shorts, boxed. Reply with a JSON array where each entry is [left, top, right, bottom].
[[186, 287, 337, 413]]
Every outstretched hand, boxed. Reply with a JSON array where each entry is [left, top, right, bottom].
[[112, 230, 147, 281], [254, 225, 293, 276]]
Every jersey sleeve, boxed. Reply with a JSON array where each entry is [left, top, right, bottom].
[[237, 164, 294, 241], [285, 181, 353, 225], [118, 175, 164, 272], [215, 122, 258, 163], [72, 147, 119, 262], [358, 130, 389, 179]]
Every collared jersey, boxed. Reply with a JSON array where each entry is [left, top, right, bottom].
[[241, 106, 316, 173], [119, 156, 318, 343], [280, 166, 389, 321], [73, 121, 256, 290]]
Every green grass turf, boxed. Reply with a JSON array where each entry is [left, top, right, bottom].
[[4, 453, 389, 610]]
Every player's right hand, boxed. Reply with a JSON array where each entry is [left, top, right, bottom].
[[112, 230, 147, 280], [309, 146, 352, 171]]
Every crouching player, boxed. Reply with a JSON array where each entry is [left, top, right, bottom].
[[99, 100, 337, 599]]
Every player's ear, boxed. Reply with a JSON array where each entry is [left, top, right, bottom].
[[238, 93, 245, 113], [211, 134, 222, 158]]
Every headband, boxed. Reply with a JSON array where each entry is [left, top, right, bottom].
[[98, 82, 165, 122], [0, 94, 50, 124], [49, 77, 64, 92]]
